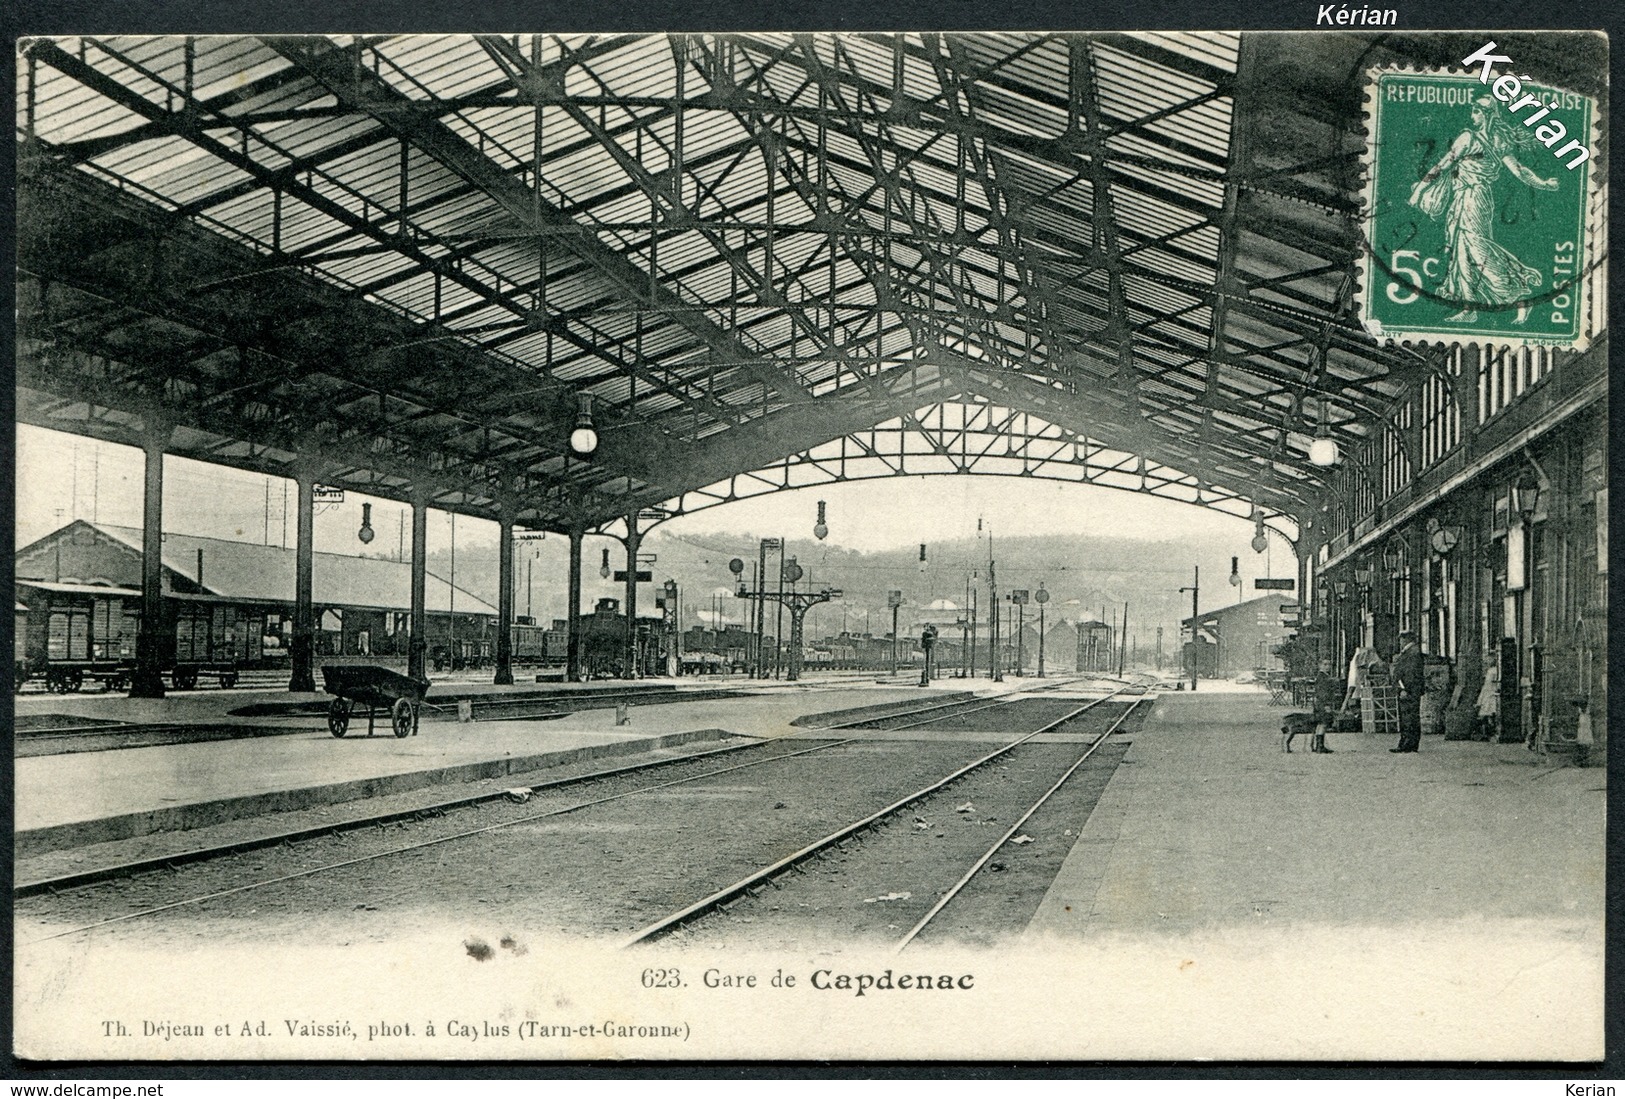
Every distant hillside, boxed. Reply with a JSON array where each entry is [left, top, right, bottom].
[[422, 526, 1281, 654]]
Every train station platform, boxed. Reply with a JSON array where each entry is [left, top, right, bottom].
[[1029, 685, 1605, 934], [12, 673, 753, 727], [1022, 685, 1605, 1058], [13, 679, 945, 858]]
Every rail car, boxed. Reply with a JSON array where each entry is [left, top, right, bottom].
[[13, 583, 240, 692], [510, 620, 565, 666]]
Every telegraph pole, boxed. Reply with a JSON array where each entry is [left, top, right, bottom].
[[968, 584, 978, 679], [888, 589, 902, 675], [774, 540, 786, 679], [1035, 583, 1049, 677], [1180, 567, 1200, 691], [754, 539, 774, 677], [988, 537, 1001, 683]]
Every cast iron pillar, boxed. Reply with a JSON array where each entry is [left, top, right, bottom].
[[288, 470, 317, 692], [566, 525, 584, 682], [493, 509, 515, 686], [129, 426, 170, 699], [408, 493, 429, 681], [623, 514, 642, 678]]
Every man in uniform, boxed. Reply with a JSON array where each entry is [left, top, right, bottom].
[[1390, 630, 1424, 753]]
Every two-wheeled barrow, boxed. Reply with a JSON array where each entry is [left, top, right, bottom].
[[321, 665, 430, 738]]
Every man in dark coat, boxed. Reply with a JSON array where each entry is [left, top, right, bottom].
[[1390, 630, 1424, 753], [1311, 660, 1341, 752]]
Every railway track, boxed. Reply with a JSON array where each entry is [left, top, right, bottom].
[[894, 698, 1144, 951], [21, 682, 1150, 945], [620, 689, 1139, 947], [20, 681, 1097, 897], [16, 733, 834, 902], [822, 675, 1105, 731]]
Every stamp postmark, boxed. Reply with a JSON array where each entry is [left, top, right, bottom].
[[1359, 61, 1599, 349]]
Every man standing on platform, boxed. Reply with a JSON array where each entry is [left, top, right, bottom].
[[1390, 630, 1424, 753]]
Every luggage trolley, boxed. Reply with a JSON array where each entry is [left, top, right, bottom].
[[321, 665, 430, 738]]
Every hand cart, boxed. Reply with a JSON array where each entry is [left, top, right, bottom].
[[320, 664, 430, 738]]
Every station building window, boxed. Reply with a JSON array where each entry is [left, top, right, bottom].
[[1419, 350, 1462, 470], [1351, 438, 1377, 522], [1423, 549, 1457, 660], [1390, 551, 1413, 639], [263, 613, 286, 652], [1381, 402, 1413, 500], [1477, 346, 1552, 424]]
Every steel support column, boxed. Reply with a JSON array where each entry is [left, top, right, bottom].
[[289, 471, 317, 692], [129, 426, 169, 699], [624, 514, 642, 678], [408, 494, 429, 682], [1297, 540, 1312, 631], [566, 526, 584, 682], [494, 510, 515, 685]]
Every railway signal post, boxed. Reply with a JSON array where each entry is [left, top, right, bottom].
[[736, 583, 840, 682]]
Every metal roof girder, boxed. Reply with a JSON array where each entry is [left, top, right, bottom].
[[461, 33, 814, 409]]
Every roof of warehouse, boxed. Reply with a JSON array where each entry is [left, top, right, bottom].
[[14, 32, 1608, 532], [16, 521, 497, 616], [14, 579, 147, 599], [1182, 591, 1295, 623]]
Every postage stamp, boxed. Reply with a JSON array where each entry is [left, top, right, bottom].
[[1359, 58, 1599, 349]]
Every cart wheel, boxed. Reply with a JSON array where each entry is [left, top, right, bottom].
[[392, 698, 414, 738], [328, 698, 352, 738]]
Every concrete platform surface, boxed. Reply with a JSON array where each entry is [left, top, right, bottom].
[[1027, 691, 1606, 935], [14, 683, 944, 851], [12, 670, 916, 727]]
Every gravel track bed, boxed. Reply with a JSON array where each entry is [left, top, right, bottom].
[[841, 696, 1020, 730], [907, 743, 1130, 946], [666, 705, 1147, 950], [16, 737, 998, 949], [894, 697, 1131, 734]]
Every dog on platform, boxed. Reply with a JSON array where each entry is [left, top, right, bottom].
[[1281, 711, 1323, 753]]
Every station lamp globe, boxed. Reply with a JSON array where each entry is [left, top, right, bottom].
[[1307, 400, 1339, 467], [569, 393, 599, 456], [600, 547, 612, 580], [814, 500, 829, 541], [357, 502, 375, 545]]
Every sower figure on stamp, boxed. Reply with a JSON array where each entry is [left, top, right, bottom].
[[1408, 95, 1560, 324], [1389, 630, 1424, 753]]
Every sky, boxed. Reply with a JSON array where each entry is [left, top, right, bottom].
[[17, 423, 1257, 549], [14, 422, 1292, 627]]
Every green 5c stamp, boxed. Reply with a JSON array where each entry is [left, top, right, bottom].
[[1360, 56, 1598, 349]]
